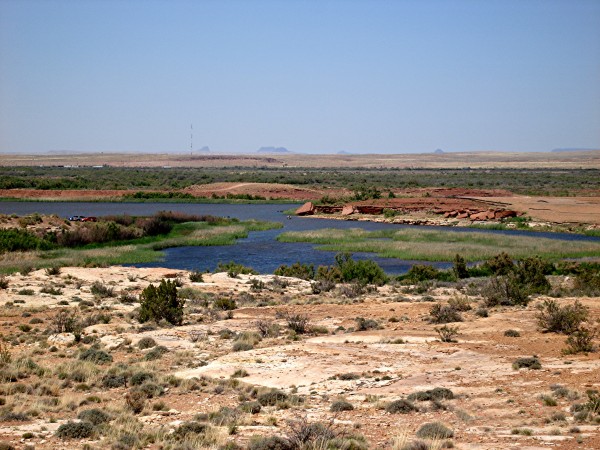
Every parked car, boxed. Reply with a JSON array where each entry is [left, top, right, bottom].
[[68, 215, 84, 221], [81, 216, 98, 222]]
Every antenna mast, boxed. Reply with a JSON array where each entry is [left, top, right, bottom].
[[190, 123, 193, 155]]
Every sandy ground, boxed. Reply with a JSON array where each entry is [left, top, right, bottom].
[[0, 266, 598, 448], [1, 150, 599, 169]]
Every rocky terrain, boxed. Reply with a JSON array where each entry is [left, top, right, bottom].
[[0, 265, 598, 449]]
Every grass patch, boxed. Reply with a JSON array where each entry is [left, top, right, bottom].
[[277, 228, 600, 261]]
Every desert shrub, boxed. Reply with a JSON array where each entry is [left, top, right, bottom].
[[475, 307, 489, 317], [573, 266, 600, 295], [311, 279, 336, 294], [330, 399, 354, 412], [286, 419, 337, 448], [285, 314, 310, 334], [564, 327, 597, 354], [513, 356, 541, 370], [504, 329, 521, 337], [452, 254, 469, 279], [274, 262, 315, 280], [0, 228, 54, 253], [217, 261, 258, 277], [130, 371, 154, 386], [0, 278, 8, 289], [137, 337, 157, 349], [247, 435, 293, 450], [77, 408, 111, 425], [536, 299, 589, 334], [0, 442, 14, 450], [102, 373, 127, 389], [213, 297, 237, 311], [232, 341, 254, 352], [334, 253, 387, 285], [435, 325, 459, 342], [448, 294, 471, 311], [415, 422, 454, 439], [385, 399, 418, 414], [257, 389, 288, 406], [17, 288, 34, 295], [514, 256, 552, 294], [403, 264, 441, 282], [173, 421, 208, 439], [429, 304, 462, 324], [355, 317, 379, 331], [484, 252, 515, 275], [231, 368, 249, 378], [56, 421, 95, 439], [240, 401, 262, 414], [407, 387, 454, 402], [125, 389, 146, 413], [137, 382, 164, 398], [337, 373, 360, 380], [138, 279, 184, 325], [90, 281, 115, 298], [482, 274, 529, 307], [45, 265, 61, 276], [255, 320, 280, 338], [315, 265, 343, 283], [144, 345, 168, 361], [585, 390, 600, 415], [189, 271, 204, 282], [79, 347, 112, 364]]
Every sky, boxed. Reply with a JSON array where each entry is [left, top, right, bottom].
[[0, 0, 599, 154]]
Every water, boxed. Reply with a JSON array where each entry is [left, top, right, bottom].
[[1, 201, 597, 275]]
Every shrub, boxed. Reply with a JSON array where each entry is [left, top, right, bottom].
[[482, 274, 529, 307], [173, 421, 208, 439], [257, 390, 288, 406], [452, 254, 468, 279], [310, 279, 336, 294], [189, 271, 204, 282], [416, 422, 453, 439], [79, 348, 112, 364], [255, 320, 280, 338], [286, 419, 336, 448], [45, 265, 61, 276], [274, 262, 315, 280], [563, 327, 597, 354], [102, 373, 127, 388], [285, 314, 310, 334], [248, 435, 293, 450], [53, 310, 80, 333], [137, 337, 157, 349], [385, 399, 418, 414], [232, 341, 254, 352], [56, 421, 95, 439], [77, 408, 111, 425], [404, 264, 441, 282], [216, 261, 258, 277], [90, 281, 115, 298], [213, 297, 237, 311], [429, 304, 462, 324], [435, 325, 459, 342], [130, 371, 154, 386], [537, 300, 589, 334], [513, 356, 541, 370], [240, 401, 262, 414], [144, 345, 168, 361], [514, 256, 552, 294], [504, 329, 521, 337], [355, 317, 379, 331], [138, 279, 184, 325], [0, 278, 8, 289], [334, 253, 387, 285], [448, 294, 471, 311], [407, 387, 454, 402], [485, 252, 514, 275], [125, 389, 146, 413], [330, 399, 354, 412]]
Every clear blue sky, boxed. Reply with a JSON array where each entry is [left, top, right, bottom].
[[1, 0, 599, 154]]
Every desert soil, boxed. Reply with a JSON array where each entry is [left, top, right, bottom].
[[0, 266, 598, 449]]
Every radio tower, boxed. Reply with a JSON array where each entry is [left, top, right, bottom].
[[190, 124, 193, 155]]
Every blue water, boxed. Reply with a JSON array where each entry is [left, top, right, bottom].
[[1, 201, 597, 275]]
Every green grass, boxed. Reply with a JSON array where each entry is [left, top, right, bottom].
[[0, 220, 281, 273], [277, 228, 600, 262]]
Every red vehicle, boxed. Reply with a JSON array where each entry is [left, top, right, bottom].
[[81, 216, 97, 222]]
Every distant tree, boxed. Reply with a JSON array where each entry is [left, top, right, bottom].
[[139, 279, 184, 325]]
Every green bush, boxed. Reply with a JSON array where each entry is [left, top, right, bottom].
[[274, 263, 315, 280], [173, 421, 208, 439], [213, 297, 237, 311], [452, 254, 469, 279], [355, 317, 380, 331], [385, 399, 417, 414], [334, 253, 387, 285], [189, 271, 204, 282], [513, 356, 541, 370], [144, 345, 168, 361], [330, 399, 354, 412], [537, 299, 589, 334], [564, 327, 597, 354], [403, 264, 441, 282], [90, 281, 115, 298], [484, 252, 515, 275], [240, 401, 262, 414], [429, 304, 462, 324], [504, 329, 521, 337], [216, 261, 258, 277], [285, 314, 310, 334], [257, 390, 288, 406], [139, 279, 184, 325], [79, 348, 112, 364], [415, 422, 453, 439], [247, 435, 292, 450], [137, 337, 157, 349], [56, 421, 95, 439], [482, 274, 529, 307], [407, 387, 454, 402], [77, 408, 111, 425]]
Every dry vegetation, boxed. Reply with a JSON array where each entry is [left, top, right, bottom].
[[0, 262, 598, 449]]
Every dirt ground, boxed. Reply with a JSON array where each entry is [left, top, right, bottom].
[[1, 150, 599, 169], [0, 266, 598, 449]]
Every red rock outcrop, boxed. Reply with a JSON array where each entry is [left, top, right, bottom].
[[296, 202, 315, 216]]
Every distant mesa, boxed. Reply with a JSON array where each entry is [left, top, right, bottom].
[[551, 148, 599, 153], [257, 146, 290, 153], [198, 146, 210, 152], [434, 149, 445, 154], [337, 150, 352, 155]]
